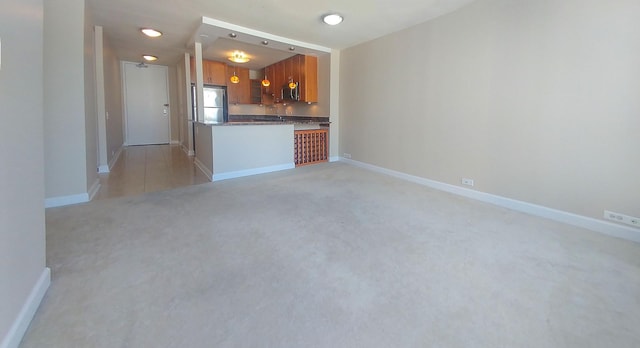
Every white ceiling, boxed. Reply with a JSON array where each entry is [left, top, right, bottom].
[[88, 0, 476, 68]]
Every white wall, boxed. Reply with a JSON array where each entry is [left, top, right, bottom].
[[103, 33, 124, 165], [340, 0, 640, 221], [43, 0, 89, 200], [0, 0, 48, 346]]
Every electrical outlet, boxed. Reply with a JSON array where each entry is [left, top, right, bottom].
[[604, 210, 640, 228], [461, 178, 474, 186], [343, 153, 352, 159]]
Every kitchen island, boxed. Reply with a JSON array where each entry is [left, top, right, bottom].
[[194, 117, 328, 181]]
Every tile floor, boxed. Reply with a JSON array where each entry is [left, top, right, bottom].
[[95, 144, 210, 200]]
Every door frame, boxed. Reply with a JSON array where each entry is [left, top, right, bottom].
[[121, 61, 171, 146]]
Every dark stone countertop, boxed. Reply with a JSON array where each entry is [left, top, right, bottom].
[[229, 115, 330, 123]]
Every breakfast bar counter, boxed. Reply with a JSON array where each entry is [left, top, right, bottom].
[[194, 122, 296, 181]]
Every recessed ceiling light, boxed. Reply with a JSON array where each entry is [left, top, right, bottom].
[[143, 55, 158, 61], [141, 28, 162, 37], [261, 40, 269, 45], [228, 32, 237, 38], [289, 46, 295, 51], [322, 13, 343, 26]]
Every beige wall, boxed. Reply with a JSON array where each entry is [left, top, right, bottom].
[[43, 0, 89, 198], [194, 123, 213, 177], [340, 0, 640, 221], [0, 0, 47, 343], [103, 33, 124, 164], [168, 65, 180, 142], [84, 3, 98, 192], [176, 59, 189, 149]]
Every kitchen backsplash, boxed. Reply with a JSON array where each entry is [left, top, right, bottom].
[[228, 102, 326, 117]]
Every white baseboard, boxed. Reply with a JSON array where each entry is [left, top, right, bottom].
[[213, 163, 295, 181], [0, 268, 51, 348], [181, 144, 194, 157], [97, 165, 109, 174], [170, 140, 180, 145], [194, 158, 213, 182], [44, 178, 100, 208], [329, 156, 340, 162], [88, 179, 100, 201], [45, 193, 89, 208], [341, 158, 640, 243], [108, 146, 123, 170]]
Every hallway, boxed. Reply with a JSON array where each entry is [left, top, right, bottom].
[[95, 145, 210, 200]]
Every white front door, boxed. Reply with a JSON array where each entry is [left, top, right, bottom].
[[123, 62, 170, 145]]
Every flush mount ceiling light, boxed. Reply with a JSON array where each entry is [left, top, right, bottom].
[[228, 50, 250, 63], [289, 46, 296, 51], [141, 28, 162, 37], [261, 40, 269, 45], [322, 13, 343, 25], [142, 55, 158, 61], [228, 32, 237, 38]]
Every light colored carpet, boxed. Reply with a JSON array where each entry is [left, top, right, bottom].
[[21, 162, 640, 347]]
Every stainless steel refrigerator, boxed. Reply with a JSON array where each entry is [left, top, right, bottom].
[[191, 84, 228, 124]]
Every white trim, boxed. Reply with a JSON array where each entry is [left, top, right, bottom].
[[88, 179, 100, 201], [98, 165, 109, 174], [213, 163, 295, 181], [170, 140, 180, 145], [194, 158, 213, 182], [329, 156, 340, 162], [45, 193, 89, 208], [108, 146, 123, 170], [0, 268, 50, 348], [341, 158, 640, 243]]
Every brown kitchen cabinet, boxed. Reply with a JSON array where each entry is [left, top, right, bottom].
[[190, 57, 227, 86], [204, 60, 227, 85], [226, 65, 250, 104], [298, 55, 318, 103], [261, 54, 318, 104]]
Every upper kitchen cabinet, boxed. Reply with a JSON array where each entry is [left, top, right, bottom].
[[262, 54, 318, 104], [204, 60, 227, 86], [190, 57, 227, 86], [226, 65, 250, 104], [298, 55, 318, 103]]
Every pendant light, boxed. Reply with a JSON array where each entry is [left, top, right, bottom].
[[288, 77, 297, 89], [261, 75, 270, 87], [230, 67, 240, 84]]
